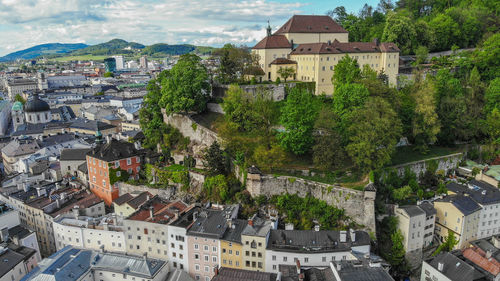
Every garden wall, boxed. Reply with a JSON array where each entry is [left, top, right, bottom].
[[162, 111, 219, 147], [391, 153, 463, 178], [246, 172, 376, 232]]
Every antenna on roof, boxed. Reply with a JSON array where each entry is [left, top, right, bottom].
[[267, 20, 272, 37]]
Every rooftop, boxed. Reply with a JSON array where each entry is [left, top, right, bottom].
[[275, 15, 348, 34], [87, 138, 141, 162], [128, 197, 188, 224], [211, 267, 277, 281], [267, 229, 370, 253], [290, 40, 400, 55], [0, 247, 26, 279], [446, 180, 500, 205], [60, 148, 92, 161], [398, 205, 425, 218], [188, 205, 239, 239], [253, 35, 291, 49], [436, 195, 482, 216], [425, 251, 485, 281]]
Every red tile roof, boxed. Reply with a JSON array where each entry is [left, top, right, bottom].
[[463, 247, 500, 276], [290, 40, 400, 55], [128, 198, 188, 224], [275, 15, 347, 34], [253, 35, 291, 49], [270, 58, 297, 65]]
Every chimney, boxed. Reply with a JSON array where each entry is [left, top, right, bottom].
[[248, 219, 254, 227], [0, 227, 9, 243], [285, 223, 294, 230], [340, 231, 347, 243], [328, 40, 332, 45], [486, 250, 492, 259], [193, 211, 198, 221], [149, 206, 154, 219], [100, 244, 105, 253], [314, 224, 320, 232], [350, 229, 356, 242], [374, 38, 380, 46], [290, 39, 294, 50], [276, 272, 282, 281], [492, 236, 500, 248], [227, 218, 232, 229], [296, 259, 301, 274], [437, 262, 444, 272], [143, 252, 147, 262], [102, 222, 109, 231], [214, 266, 219, 276], [106, 135, 112, 143]]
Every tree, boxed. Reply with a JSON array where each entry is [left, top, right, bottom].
[[160, 54, 210, 114], [332, 55, 361, 88], [411, 77, 440, 152], [465, 67, 485, 140], [415, 46, 428, 65], [278, 87, 321, 155], [433, 231, 459, 255], [476, 33, 500, 81], [204, 175, 229, 203], [486, 108, 500, 144], [277, 67, 295, 82], [203, 141, 228, 176], [392, 185, 412, 203], [485, 78, 500, 114], [252, 144, 287, 172], [346, 97, 402, 171], [332, 83, 370, 143], [213, 44, 255, 84], [103, 72, 114, 77], [14, 94, 26, 105], [382, 12, 416, 54], [428, 13, 459, 51], [139, 72, 168, 149], [389, 230, 410, 278], [312, 107, 346, 171]]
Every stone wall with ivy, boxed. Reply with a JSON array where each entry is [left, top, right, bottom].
[[391, 153, 463, 179], [246, 173, 376, 232]]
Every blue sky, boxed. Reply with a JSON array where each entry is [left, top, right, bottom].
[[0, 0, 380, 57]]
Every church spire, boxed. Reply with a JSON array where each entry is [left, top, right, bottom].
[[266, 20, 272, 37]]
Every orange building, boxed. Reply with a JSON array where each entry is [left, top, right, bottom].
[[86, 138, 142, 205]]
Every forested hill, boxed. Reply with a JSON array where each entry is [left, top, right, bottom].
[[0, 43, 88, 62], [327, 0, 499, 55]]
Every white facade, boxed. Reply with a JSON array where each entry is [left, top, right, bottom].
[[25, 110, 52, 124], [167, 224, 189, 271], [477, 202, 500, 239], [0, 208, 21, 230], [112, 56, 125, 70], [7, 80, 38, 100], [53, 215, 127, 253], [109, 97, 142, 109], [123, 219, 170, 261], [46, 75, 88, 89], [0, 256, 26, 281], [265, 249, 359, 272], [395, 207, 426, 252]]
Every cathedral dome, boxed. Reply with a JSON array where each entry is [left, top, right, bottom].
[[24, 93, 50, 113]]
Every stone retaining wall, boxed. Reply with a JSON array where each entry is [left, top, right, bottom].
[[246, 173, 376, 232], [391, 153, 463, 178]]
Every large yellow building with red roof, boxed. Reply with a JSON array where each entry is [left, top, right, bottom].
[[252, 15, 400, 95]]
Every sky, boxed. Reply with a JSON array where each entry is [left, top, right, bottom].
[[0, 0, 380, 57]]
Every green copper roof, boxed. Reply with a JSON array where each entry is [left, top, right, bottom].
[[12, 101, 23, 111]]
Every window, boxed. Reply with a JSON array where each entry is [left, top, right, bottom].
[[136, 156, 141, 163], [204, 245, 209, 251], [272, 255, 276, 261], [127, 158, 132, 165], [212, 256, 217, 263], [115, 161, 119, 168], [322, 257, 326, 262], [212, 246, 217, 252], [116, 171, 121, 177], [204, 266, 209, 272], [283, 257, 287, 262], [304, 257, 309, 263], [204, 255, 209, 261], [102, 180, 106, 188], [194, 244, 199, 250], [195, 264, 200, 271]]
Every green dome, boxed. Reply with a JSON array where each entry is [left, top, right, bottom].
[[12, 101, 23, 112]]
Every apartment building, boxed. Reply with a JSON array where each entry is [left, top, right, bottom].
[[395, 201, 436, 253], [187, 205, 239, 281], [123, 196, 189, 266], [265, 229, 370, 272], [241, 215, 275, 272], [220, 219, 247, 269], [447, 180, 500, 239], [86, 138, 143, 205], [434, 195, 481, 249], [113, 191, 152, 217]]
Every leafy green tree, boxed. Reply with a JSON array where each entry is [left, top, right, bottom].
[[411, 77, 440, 152], [203, 141, 228, 176], [347, 97, 402, 171], [486, 108, 500, 144], [332, 83, 370, 143], [204, 175, 229, 202], [103, 72, 114, 77], [392, 185, 412, 203], [213, 44, 255, 84], [433, 232, 459, 255], [476, 33, 500, 81], [312, 107, 346, 171], [389, 230, 410, 278], [465, 67, 486, 140], [277, 67, 295, 82], [252, 144, 287, 172], [414, 20, 436, 51], [332, 55, 361, 88], [140, 73, 167, 149], [14, 94, 26, 105], [429, 13, 459, 51], [278, 87, 321, 155], [382, 12, 416, 54], [415, 46, 428, 65], [160, 54, 210, 114], [485, 78, 500, 114]]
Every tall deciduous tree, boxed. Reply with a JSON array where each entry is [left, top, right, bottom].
[[213, 44, 255, 84], [347, 97, 402, 171], [312, 107, 346, 171], [278, 87, 320, 155], [203, 141, 228, 176], [332, 55, 361, 88], [485, 78, 500, 114], [160, 54, 210, 114], [411, 76, 440, 152], [276, 67, 295, 82], [382, 12, 416, 54]]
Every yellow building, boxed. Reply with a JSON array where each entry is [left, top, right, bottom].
[[220, 219, 247, 269], [251, 15, 400, 95], [434, 195, 481, 249], [241, 216, 275, 271], [113, 191, 152, 217]]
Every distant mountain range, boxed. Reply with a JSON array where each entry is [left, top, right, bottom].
[[0, 43, 89, 62], [0, 39, 215, 62]]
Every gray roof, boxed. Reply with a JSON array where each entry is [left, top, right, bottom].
[[211, 267, 277, 281], [1, 138, 41, 157], [70, 119, 115, 131], [242, 216, 274, 237], [77, 162, 87, 173], [418, 201, 437, 216], [399, 205, 425, 218], [425, 252, 485, 281], [60, 148, 91, 161], [0, 248, 25, 278], [8, 225, 32, 240], [22, 246, 166, 281], [166, 269, 195, 281], [187, 205, 238, 239], [333, 261, 394, 281], [446, 180, 500, 205], [221, 219, 247, 243], [436, 195, 482, 216], [267, 230, 370, 253]]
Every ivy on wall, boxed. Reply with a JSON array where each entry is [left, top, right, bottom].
[[108, 165, 130, 185], [145, 164, 190, 189]]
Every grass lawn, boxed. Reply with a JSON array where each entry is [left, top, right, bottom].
[[390, 145, 465, 166]]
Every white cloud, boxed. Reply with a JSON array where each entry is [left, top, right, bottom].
[[0, 0, 306, 56]]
